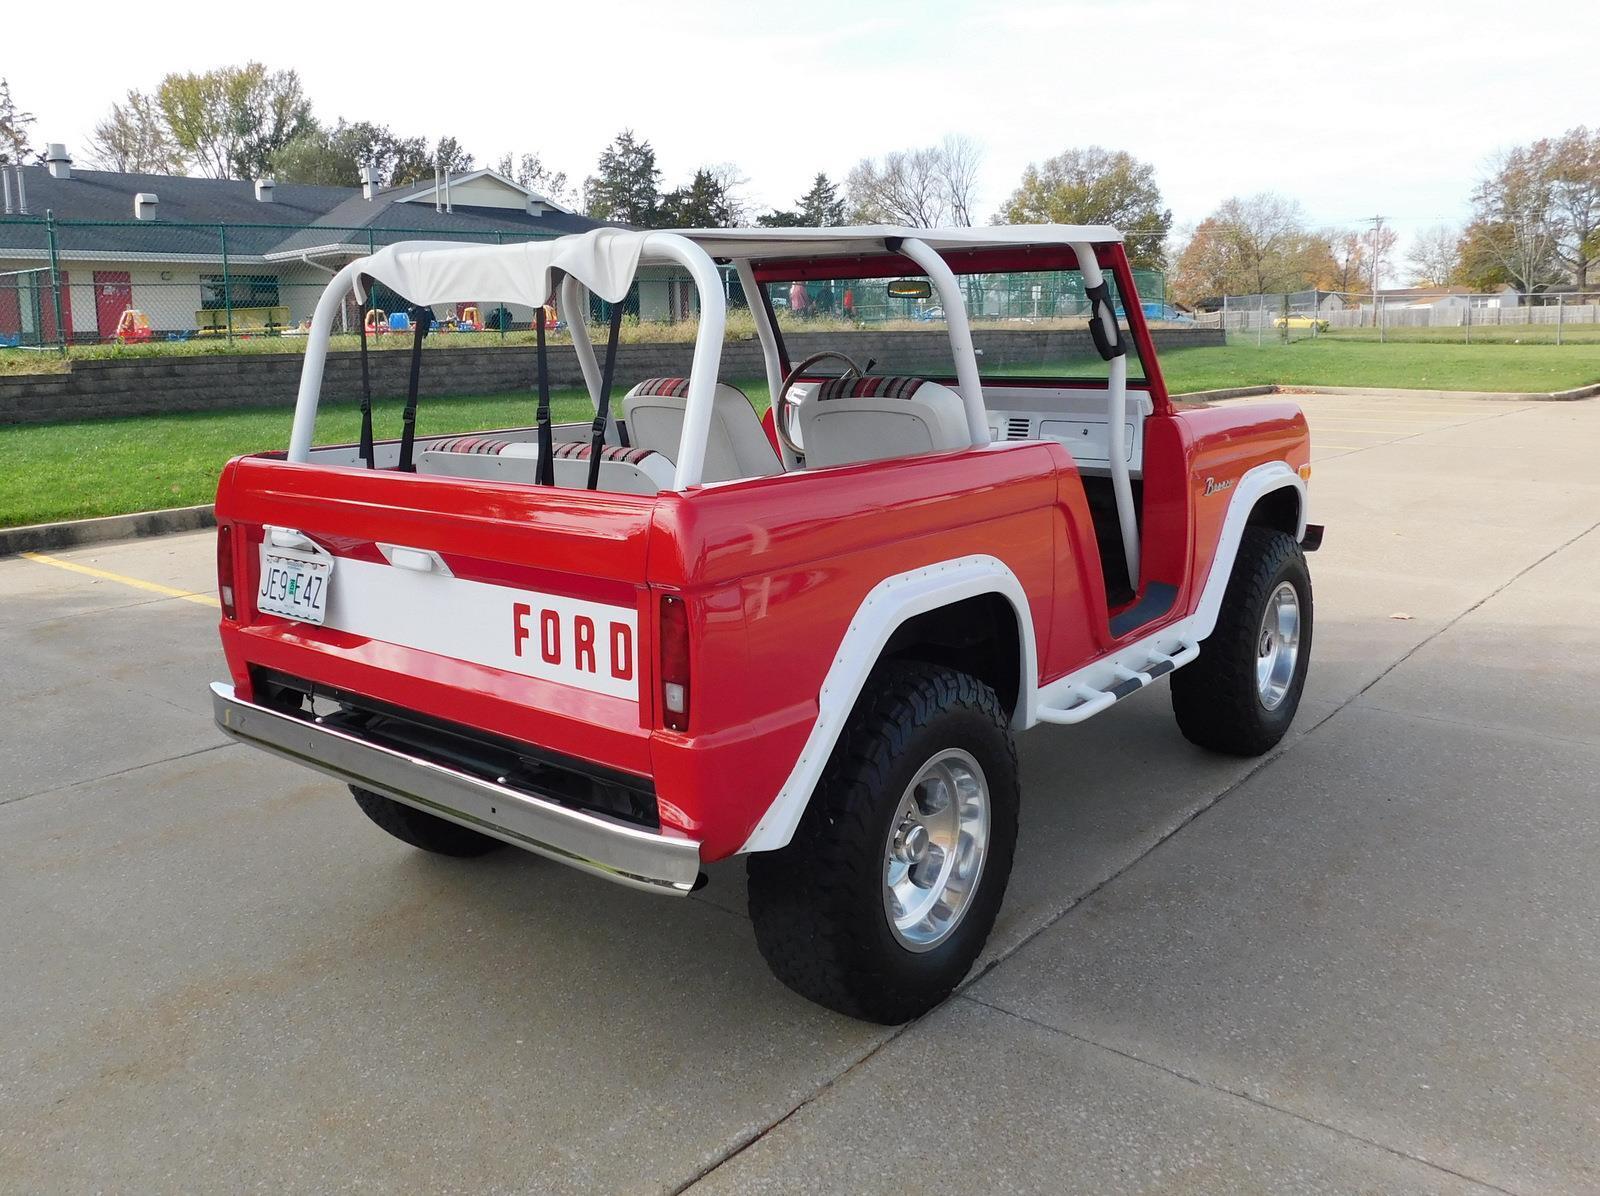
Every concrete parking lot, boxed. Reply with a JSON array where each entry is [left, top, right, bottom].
[[2, 390, 1597, 1194]]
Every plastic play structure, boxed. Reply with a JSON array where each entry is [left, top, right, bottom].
[[114, 308, 154, 343]]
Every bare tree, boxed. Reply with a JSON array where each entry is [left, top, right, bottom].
[[85, 90, 185, 174], [493, 151, 576, 208], [846, 138, 984, 227], [1468, 147, 1561, 294], [1405, 224, 1461, 286], [935, 135, 982, 226]]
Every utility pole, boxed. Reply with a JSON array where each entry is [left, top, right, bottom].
[[1365, 215, 1385, 331]]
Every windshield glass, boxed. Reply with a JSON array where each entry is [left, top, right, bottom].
[[763, 267, 1154, 383]]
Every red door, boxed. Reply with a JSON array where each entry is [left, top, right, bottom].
[[39, 270, 72, 344], [0, 278, 19, 340], [94, 271, 132, 341]]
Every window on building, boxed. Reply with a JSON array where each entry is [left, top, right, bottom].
[[200, 274, 281, 310]]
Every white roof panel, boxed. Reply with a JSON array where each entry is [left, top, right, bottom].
[[347, 224, 1122, 309]]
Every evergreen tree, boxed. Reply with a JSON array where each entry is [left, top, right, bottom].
[[760, 171, 847, 227], [583, 130, 662, 226]]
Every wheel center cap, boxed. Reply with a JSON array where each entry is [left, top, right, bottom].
[[894, 822, 931, 866]]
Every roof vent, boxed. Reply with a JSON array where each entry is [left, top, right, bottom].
[[360, 164, 380, 200], [46, 143, 71, 180], [134, 192, 159, 221], [527, 197, 549, 217], [254, 178, 275, 202]]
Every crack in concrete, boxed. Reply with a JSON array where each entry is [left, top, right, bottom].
[[0, 741, 238, 810], [962, 995, 1523, 1196]]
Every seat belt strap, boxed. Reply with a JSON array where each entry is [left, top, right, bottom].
[[357, 283, 375, 468], [586, 302, 626, 490], [535, 303, 555, 486], [397, 305, 432, 473]]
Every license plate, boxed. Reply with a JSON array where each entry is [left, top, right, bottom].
[[257, 551, 333, 625]]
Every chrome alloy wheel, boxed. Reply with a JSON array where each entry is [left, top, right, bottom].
[[1256, 581, 1302, 711], [882, 748, 991, 952]]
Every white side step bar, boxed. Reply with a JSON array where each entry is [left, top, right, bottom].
[[1035, 638, 1200, 726]]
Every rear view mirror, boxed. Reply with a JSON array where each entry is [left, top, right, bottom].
[[886, 278, 932, 299]]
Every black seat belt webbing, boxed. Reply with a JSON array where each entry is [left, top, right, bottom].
[[534, 303, 555, 486], [585, 302, 626, 491], [397, 305, 432, 473], [357, 282, 375, 468]]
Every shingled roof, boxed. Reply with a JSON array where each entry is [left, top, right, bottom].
[[0, 164, 601, 262]]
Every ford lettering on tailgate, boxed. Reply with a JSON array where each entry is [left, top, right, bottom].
[[312, 556, 639, 702]]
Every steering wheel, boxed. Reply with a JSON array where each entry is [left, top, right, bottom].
[[774, 350, 867, 458]]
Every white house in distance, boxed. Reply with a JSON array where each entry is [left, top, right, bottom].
[[0, 147, 699, 345]]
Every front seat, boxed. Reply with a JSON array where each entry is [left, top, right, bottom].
[[797, 375, 972, 468], [623, 377, 783, 483]]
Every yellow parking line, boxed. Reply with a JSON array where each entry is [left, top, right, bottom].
[[20, 551, 220, 608]]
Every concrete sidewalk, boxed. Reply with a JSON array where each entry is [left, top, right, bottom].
[[2, 391, 1596, 1193]]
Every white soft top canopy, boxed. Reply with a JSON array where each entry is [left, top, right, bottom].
[[352, 227, 649, 308], [346, 223, 1124, 309]]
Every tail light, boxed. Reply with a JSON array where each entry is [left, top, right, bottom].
[[216, 522, 237, 619], [659, 594, 690, 731]]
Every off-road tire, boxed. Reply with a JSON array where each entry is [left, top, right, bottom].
[[747, 662, 1019, 1024], [1171, 526, 1312, 756], [349, 785, 505, 857]]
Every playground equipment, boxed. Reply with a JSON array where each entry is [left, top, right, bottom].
[[364, 308, 389, 336], [114, 309, 154, 343]]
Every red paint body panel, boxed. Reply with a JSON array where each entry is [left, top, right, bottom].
[[214, 246, 1310, 867]]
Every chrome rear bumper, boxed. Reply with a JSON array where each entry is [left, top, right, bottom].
[[210, 682, 700, 895]]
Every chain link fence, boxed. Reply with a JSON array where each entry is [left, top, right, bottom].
[[1198, 289, 1600, 345], [1, 216, 1173, 356], [0, 216, 569, 351]]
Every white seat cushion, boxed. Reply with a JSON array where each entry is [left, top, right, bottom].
[[623, 377, 782, 482], [797, 376, 971, 468]]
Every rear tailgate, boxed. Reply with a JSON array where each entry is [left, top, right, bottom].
[[216, 456, 657, 780]]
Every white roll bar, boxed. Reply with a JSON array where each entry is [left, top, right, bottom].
[[734, 260, 786, 412], [289, 259, 364, 462], [893, 237, 991, 447], [560, 273, 603, 409], [286, 235, 727, 490], [1071, 242, 1140, 591]]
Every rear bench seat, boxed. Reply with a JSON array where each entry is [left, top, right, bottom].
[[417, 436, 675, 495]]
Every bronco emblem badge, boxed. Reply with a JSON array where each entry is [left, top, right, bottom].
[[1203, 476, 1234, 496]]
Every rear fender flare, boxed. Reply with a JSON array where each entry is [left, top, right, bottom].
[[737, 555, 1037, 854]]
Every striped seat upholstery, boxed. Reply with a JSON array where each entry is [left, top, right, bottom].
[[815, 375, 929, 402], [551, 441, 658, 465], [632, 376, 691, 399], [416, 434, 675, 495], [622, 377, 783, 482], [797, 374, 971, 469], [428, 435, 515, 455]]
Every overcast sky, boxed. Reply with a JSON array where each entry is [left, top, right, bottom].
[[8, 0, 1597, 256]]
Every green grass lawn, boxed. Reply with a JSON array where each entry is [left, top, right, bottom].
[[2, 340, 1597, 529], [1155, 339, 1600, 394]]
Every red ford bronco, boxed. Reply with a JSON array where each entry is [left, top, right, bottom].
[[212, 226, 1319, 1023]]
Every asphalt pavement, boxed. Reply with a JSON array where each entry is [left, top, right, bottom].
[[2, 390, 1596, 1194]]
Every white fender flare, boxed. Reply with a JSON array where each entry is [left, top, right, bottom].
[[737, 555, 1038, 854], [1190, 461, 1306, 642], [736, 464, 1305, 855]]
